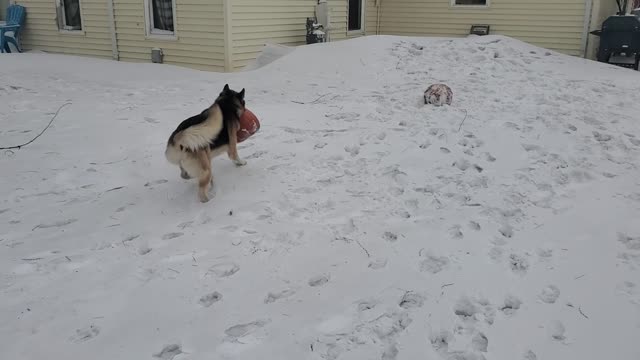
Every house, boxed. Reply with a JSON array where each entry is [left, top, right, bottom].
[[378, 0, 637, 60], [7, 0, 631, 72], [8, 0, 377, 71]]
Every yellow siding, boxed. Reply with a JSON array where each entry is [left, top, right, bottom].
[[331, 0, 348, 40], [14, 0, 113, 59], [231, 0, 374, 71], [230, 0, 319, 71], [365, 0, 379, 35], [379, 0, 587, 56], [113, 0, 225, 71]]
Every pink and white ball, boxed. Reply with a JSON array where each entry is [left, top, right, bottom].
[[424, 84, 453, 106]]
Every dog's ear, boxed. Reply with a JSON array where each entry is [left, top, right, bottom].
[[238, 88, 245, 99], [223, 84, 230, 92]]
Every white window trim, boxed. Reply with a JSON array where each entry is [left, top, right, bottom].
[[55, 0, 85, 35], [143, 0, 178, 40], [347, 0, 366, 35], [450, 0, 490, 8]]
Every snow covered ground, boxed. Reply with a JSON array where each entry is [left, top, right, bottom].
[[1, 35, 640, 360]]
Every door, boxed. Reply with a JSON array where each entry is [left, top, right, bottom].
[[348, 0, 364, 33]]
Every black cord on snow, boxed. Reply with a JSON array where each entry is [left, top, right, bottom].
[[0, 102, 72, 151]]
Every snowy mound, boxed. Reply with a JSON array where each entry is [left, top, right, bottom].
[[1, 35, 640, 360], [242, 43, 295, 71]]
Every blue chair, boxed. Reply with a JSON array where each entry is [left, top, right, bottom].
[[1, 5, 27, 53]]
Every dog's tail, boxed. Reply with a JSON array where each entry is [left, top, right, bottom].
[[165, 105, 223, 165]]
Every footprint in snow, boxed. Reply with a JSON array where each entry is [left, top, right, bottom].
[[539, 285, 560, 304], [207, 262, 240, 278], [449, 225, 463, 239], [549, 320, 566, 341], [468, 221, 481, 231], [344, 145, 360, 157], [368, 258, 388, 270], [484, 152, 496, 162], [383, 231, 398, 242], [264, 288, 296, 303], [308, 274, 330, 287], [471, 332, 488, 352], [162, 232, 183, 240], [69, 325, 100, 343], [499, 224, 514, 238], [430, 330, 453, 353], [508, 254, 529, 275], [454, 296, 496, 325], [224, 320, 269, 338], [199, 291, 222, 307], [138, 245, 152, 255], [500, 294, 522, 315], [419, 253, 449, 274], [399, 291, 425, 309], [593, 131, 612, 142], [144, 179, 168, 187], [153, 344, 182, 360]]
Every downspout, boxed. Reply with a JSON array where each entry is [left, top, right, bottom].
[[106, 0, 119, 60], [581, 0, 594, 58], [223, 0, 233, 72], [376, 0, 382, 35]]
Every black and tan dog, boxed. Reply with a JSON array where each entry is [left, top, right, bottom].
[[165, 84, 247, 202]]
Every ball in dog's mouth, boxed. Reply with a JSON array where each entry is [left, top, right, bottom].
[[238, 108, 260, 143]]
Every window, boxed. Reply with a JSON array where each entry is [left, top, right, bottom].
[[145, 0, 176, 37], [452, 0, 488, 6], [57, 0, 82, 31], [348, 0, 364, 32]]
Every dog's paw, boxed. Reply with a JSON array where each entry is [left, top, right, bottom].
[[199, 192, 210, 203], [234, 159, 247, 166], [180, 166, 192, 179]]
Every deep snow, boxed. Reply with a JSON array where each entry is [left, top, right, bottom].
[[1, 35, 640, 360]]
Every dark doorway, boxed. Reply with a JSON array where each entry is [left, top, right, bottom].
[[348, 0, 362, 31]]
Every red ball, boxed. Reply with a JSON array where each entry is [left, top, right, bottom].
[[238, 108, 260, 143]]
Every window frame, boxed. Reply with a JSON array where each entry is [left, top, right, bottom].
[[143, 0, 178, 40], [347, 0, 366, 35], [450, 0, 490, 8], [55, 0, 85, 34]]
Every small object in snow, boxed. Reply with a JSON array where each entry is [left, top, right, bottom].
[[424, 84, 453, 106], [229, 210, 233, 216], [238, 108, 260, 143]]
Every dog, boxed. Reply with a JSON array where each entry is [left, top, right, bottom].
[[165, 84, 247, 203]]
